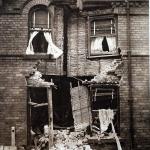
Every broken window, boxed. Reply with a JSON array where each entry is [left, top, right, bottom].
[[26, 5, 63, 58], [88, 16, 118, 57], [27, 5, 50, 54], [90, 85, 120, 134]]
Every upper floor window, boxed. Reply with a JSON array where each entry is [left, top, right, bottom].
[[26, 5, 63, 58], [31, 6, 50, 29], [88, 16, 118, 58]]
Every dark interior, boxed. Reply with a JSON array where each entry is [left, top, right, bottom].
[[30, 87, 48, 134], [32, 31, 48, 53], [91, 86, 119, 133]]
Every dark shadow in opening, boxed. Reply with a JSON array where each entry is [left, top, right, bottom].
[[102, 36, 109, 52], [30, 87, 48, 134], [32, 31, 48, 53]]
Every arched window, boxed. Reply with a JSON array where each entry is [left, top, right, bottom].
[[30, 6, 51, 29], [26, 5, 63, 58], [27, 5, 50, 54]]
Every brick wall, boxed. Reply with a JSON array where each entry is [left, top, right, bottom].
[[67, 4, 149, 150], [2, 0, 25, 12], [0, 1, 149, 149], [0, 0, 64, 146], [0, 59, 27, 145], [131, 57, 150, 150], [130, 16, 149, 55]]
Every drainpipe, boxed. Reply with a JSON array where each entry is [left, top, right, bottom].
[[126, 0, 134, 149], [63, 6, 69, 76]]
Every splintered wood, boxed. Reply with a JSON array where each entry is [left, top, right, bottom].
[[70, 85, 91, 130]]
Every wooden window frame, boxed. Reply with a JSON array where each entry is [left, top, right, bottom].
[[90, 84, 120, 134], [29, 5, 53, 32], [87, 15, 119, 58], [27, 5, 54, 56]]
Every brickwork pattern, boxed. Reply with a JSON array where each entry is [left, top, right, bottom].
[[0, 0, 64, 146], [0, 1, 149, 149]]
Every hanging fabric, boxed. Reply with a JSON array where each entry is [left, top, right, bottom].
[[77, 0, 83, 11], [107, 37, 116, 52], [44, 32, 63, 59], [26, 31, 38, 54], [98, 109, 114, 133], [98, 109, 122, 150], [70, 85, 91, 131], [91, 37, 103, 52]]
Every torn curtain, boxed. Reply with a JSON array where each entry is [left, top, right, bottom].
[[26, 31, 38, 55], [26, 31, 63, 59]]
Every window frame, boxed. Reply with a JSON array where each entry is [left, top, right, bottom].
[[29, 5, 53, 31], [90, 84, 120, 134], [27, 5, 54, 56], [87, 15, 119, 58]]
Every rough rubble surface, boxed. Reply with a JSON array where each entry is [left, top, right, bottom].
[[51, 130, 92, 150]]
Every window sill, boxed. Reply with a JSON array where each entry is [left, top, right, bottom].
[[23, 54, 55, 60], [87, 54, 121, 59]]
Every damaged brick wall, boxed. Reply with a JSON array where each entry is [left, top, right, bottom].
[[0, 58, 63, 146], [0, 0, 64, 146], [67, 4, 149, 150], [0, 59, 27, 145], [0, 1, 149, 149]]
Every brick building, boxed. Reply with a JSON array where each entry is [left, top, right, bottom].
[[0, 0, 149, 150]]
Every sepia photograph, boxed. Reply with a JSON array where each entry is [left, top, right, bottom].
[[0, 0, 149, 150]]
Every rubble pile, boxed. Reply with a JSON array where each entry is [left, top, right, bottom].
[[91, 60, 122, 84], [28, 70, 54, 87], [51, 130, 92, 150], [27, 61, 54, 87]]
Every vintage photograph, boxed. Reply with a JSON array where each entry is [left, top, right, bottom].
[[0, 0, 149, 150]]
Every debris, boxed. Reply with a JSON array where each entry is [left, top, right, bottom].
[[82, 59, 123, 84], [27, 70, 54, 87], [52, 129, 92, 150]]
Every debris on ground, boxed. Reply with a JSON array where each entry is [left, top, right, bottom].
[[51, 129, 92, 150]]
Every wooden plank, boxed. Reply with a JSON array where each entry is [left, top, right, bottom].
[[27, 87, 31, 146], [3, 146, 9, 150], [0, 146, 4, 150], [9, 146, 17, 150], [11, 127, 15, 146], [47, 86, 53, 148]]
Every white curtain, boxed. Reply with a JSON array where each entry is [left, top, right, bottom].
[[107, 37, 116, 51], [91, 37, 103, 52], [26, 31, 38, 55], [91, 37, 116, 52], [44, 32, 63, 59], [98, 109, 114, 133]]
